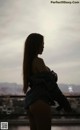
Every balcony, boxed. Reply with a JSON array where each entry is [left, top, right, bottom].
[[0, 95, 80, 130]]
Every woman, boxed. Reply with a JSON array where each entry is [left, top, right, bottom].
[[23, 33, 72, 130], [23, 33, 51, 130]]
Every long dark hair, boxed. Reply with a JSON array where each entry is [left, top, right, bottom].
[[23, 33, 43, 90]]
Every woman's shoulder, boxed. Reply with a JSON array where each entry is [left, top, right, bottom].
[[32, 57, 43, 73], [32, 57, 49, 73], [33, 57, 44, 64]]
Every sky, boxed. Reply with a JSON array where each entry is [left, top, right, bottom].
[[0, 0, 80, 85]]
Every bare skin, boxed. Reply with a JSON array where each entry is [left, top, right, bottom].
[[27, 57, 51, 130], [28, 100, 51, 130]]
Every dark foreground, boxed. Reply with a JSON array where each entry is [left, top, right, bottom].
[[9, 126, 80, 130]]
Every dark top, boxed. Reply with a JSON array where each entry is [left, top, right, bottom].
[[24, 71, 57, 109], [24, 57, 72, 112]]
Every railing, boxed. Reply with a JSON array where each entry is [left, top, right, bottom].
[[0, 95, 80, 125]]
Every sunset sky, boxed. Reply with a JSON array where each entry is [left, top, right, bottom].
[[0, 0, 80, 85]]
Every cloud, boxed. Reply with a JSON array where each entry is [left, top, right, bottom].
[[0, 0, 80, 84]]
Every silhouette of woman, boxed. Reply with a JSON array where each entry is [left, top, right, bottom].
[[23, 33, 72, 130], [23, 33, 51, 130]]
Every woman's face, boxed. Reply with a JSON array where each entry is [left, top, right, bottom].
[[38, 41, 44, 54]]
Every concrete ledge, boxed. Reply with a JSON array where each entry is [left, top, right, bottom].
[[1, 118, 80, 126]]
